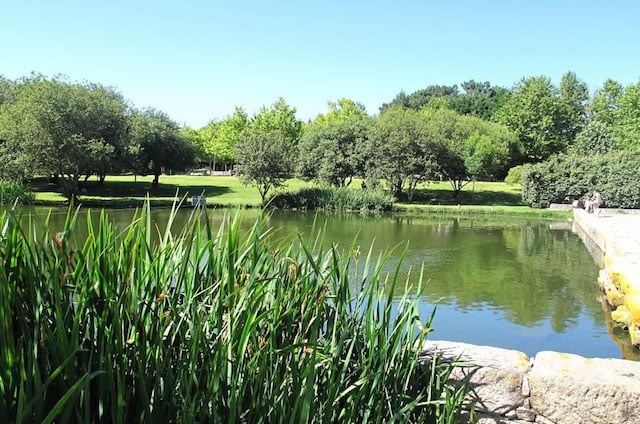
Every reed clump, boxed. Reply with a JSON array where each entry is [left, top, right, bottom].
[[0, 202, 466, 423], [268, 187, 395, 212]]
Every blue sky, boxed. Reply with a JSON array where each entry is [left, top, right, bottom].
[[2, 0, 639, 127]]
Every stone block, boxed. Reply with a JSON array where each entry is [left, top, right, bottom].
[[529, 351, 640, 424], [423, 340, 531, 418]]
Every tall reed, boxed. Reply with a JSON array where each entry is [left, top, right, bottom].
[[0, 201, 467, 423]]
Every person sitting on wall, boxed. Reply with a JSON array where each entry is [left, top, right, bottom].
[[585, 191, 603, 213]]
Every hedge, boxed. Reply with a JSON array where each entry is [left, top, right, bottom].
[[521, 152, 640, 208], [267, 187, 395, 211]]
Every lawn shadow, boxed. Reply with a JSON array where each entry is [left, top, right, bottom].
[[81, 180, 231, 199], [29, 177, 232, 200], [409, 186, 523, 206]]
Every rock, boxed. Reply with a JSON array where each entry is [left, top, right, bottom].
[[516, 407, 536, 422], [521, 375, 530, 396], [611, 305, 631, 326], [423, 340, 531, 418], [529, 351, 640, 424]]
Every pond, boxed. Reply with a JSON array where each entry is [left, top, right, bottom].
[[4, 205, 635, 360]]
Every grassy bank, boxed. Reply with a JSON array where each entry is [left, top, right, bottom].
[[0, 204, 468, 423], [24, 175, 571, 217]]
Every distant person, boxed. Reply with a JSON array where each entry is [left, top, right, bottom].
[[585, 191, 603, 213]]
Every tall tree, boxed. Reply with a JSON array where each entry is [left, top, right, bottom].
[[297, 116, 370, 187], [366, 107, 438, 200], [129, 109, 195, 188], [235, 99, 301, 203], [558, 71, 589, 143], [0, 75, 128, 198], [380, 85, 458, 112], [422, 108, 517, 193], [313, 98, 368, 124], [236, 129, 295, 204], [251, 98, 301, 144], [588, 79, 623, 126], [611, 81, 640, 152], [497, 76, 567, 162], [448, 80, 511, 120]]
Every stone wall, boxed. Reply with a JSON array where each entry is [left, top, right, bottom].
[[423, 340, 640, 424], [572, 208, 640, 348]]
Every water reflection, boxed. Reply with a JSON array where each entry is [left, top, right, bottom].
[[3, 206, 632, 359]]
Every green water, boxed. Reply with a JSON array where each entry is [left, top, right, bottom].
[[4, 205, 633, 359]]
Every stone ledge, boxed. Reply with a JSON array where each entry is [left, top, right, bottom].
[[423, 340, 640, 424], [529, 351, 640, 424]]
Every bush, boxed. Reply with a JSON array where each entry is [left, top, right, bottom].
[[268, 186, 395, 212], [504, 165, 524, 185], [522, 152, 640, 208], [0, 180, 34, 203], [0, 204, 467, 422]]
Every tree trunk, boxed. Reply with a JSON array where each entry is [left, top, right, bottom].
[[98, 174, 106, 185], [152, 173, 159, 189]]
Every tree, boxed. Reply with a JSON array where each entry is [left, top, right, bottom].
[[464, 133, 509, 181], [251, 98, 302, 143], [571, 120, 613, 155], [422, 108, 518, 193], [611, 81, 640, 153], [448, 80, 511, 120], [497, 76, 568, 162], [183, 108, 247, 173], [236, 129, 295, 204], [313, 98, 368, 124], [235, 99, 301, 204], [366, 107, 438, 200], [558, 71, 589, 143], [588, 79, 623, 126], [297, 116, 370, 187], [0, 75, 129, 198], [0, 75, 13, 107], [129, 109, 195, 188], [380, 85, 458, 112]]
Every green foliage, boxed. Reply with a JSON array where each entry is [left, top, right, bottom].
[[588, 79, 623, 126], [571, 120, 613, 155], [611, 81, 640, 153], [521, 152, 640, 208], [184, 107, 248, 169], [497, 76, 570, 162], [129, 109, 195, 187], [0, 180, 34, 202], [421, 108, 518, 192], [237, 129, 296, 204], [381, 81, 509, 121], [0, 204, 467, 423], [268, 187, 395, 211], [312, 98, 368, 124], [366, 107, 437, 199], [504, 165, 524, 186], [0, 75, 129, 197], [558, 71, 589, 142], [297, 116, 370, 187], [251, 97, 302, 143]]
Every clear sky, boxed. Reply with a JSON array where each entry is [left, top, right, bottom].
[[2, 0, 639, 127]]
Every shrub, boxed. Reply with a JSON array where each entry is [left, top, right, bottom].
[[0, 204, 467, 423], [0, 180, 34, 203], [268, 186, 395, 211], [504, 165, 524, 186], [522, 152, 640, 208]]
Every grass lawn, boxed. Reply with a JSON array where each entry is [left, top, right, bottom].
[[28, 175, 569, 217], [31, 175, 310, 207]]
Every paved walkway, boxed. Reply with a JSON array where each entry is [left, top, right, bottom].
[[573, 208, 640, 348], [574, 208, 640, 266]]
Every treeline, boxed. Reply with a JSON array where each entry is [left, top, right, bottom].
[[1, 72, 639, 204]]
